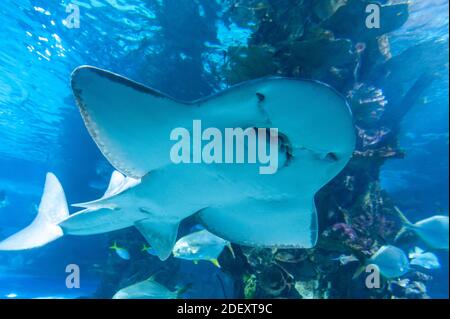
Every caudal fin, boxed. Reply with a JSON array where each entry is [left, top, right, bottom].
[[0, 173, 69, 250], [394, 206, 412, 227], [394, 206, 413, 242]]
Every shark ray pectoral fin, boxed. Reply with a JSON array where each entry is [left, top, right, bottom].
[[198, 198, 318, 248], [71, 66, 190, 178], [0, 173, 69, 251], [134, 218, 180, 261]]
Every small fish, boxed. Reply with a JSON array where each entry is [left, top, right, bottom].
[[368, 245, 410, 279], [353, 245, 410, 279], [172, 229, 235, 268], [142, 244, 158, 256], [409, 247, 440, 270], [110, 241, 130, 260], [395, 207, 449, 250], [112, 276, 189, 299], [332, 254, 359, 265]]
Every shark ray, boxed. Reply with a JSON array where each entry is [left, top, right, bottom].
[[0, 66, 355, 260]]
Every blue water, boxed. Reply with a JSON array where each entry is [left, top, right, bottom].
[[380, 0, 449, 298], [0, 0, 448, 298]]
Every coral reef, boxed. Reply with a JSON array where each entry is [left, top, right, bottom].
[[216, 0, 440, 299]]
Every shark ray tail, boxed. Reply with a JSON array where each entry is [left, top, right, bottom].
[[0, 173, 69, 250]]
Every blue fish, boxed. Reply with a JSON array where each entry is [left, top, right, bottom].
[[396, 207, 449, 250], [409, 247, 440, 270], [110, 241, 130, 260]]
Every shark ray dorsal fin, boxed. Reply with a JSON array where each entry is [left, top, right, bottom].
[[103, 171, 125, 198], [38, 173, 70, 224], [134, 219, 180, 261]]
